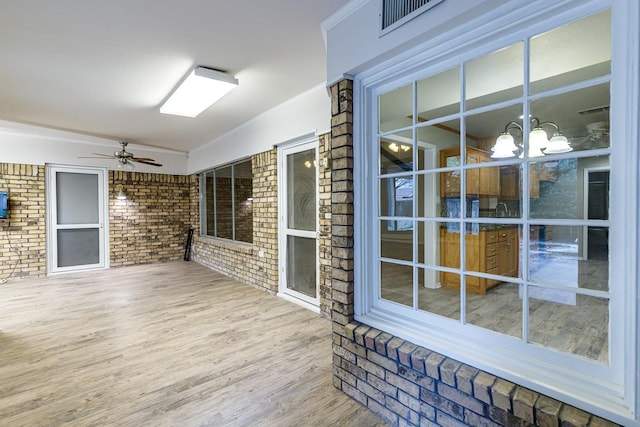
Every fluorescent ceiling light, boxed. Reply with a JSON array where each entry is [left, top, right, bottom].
[[160, 67, 238, 118]]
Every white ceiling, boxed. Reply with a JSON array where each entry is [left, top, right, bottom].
[[0, 0, 350, 153]]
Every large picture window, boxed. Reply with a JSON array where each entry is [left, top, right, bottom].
[[356, 2, 638, 421], [201, 159, 253, 243]]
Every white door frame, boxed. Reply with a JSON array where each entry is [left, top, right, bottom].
[[277, 137, 320, 312], [582, 166, 610, 260], [46, 164, 109, 274]]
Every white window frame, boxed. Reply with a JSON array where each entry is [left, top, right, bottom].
[[199, 158, 253, 244], [353, 0, 639, 423]]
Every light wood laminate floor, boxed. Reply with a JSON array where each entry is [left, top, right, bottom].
[[0, 262, 386, 427]]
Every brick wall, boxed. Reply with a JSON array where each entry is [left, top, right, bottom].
[[328, 79, 619, 427], [318, 133, 333, 318], [192, 150, 279, 294], [109, 170, 191, 266], [0, 163, 46, 279]]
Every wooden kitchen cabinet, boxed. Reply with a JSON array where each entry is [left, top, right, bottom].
[[440, 226, 519, 294], [499, 165, 540, 200], [440, 147, 499, 198]]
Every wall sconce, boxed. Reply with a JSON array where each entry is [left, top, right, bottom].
[[115, 184, 127, 200], [160, 66, 238, 118], [491, 118, 572, 159]]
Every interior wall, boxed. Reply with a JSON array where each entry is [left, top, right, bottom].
[[324, 0, 511, 85], [187, 85, 331, 174], [0, 120, 188, 175], [0, 162, 192, 282], [109, 170, 191, 267], [0, 163, 46, 279]]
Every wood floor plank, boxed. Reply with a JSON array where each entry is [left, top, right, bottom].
[[0, 262, 387, 427]]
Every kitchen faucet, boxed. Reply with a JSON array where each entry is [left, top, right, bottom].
[[496, 202, 509, 218]]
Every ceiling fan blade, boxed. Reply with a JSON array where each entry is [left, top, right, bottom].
[[132, 159, 163, 167], [131, 157, 156, 162], [78, 155, 116, 159]]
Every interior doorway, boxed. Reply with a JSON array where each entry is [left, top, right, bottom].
[[46, 164, 109, 274], [583, 168, 609, 260]]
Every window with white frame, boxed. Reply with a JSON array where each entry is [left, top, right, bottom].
[[200, 159, 253, 243], [356, 2, 638, 422]]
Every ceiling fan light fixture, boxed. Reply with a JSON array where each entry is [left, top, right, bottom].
[[160, 67, 238, 118], [117, 157, 135, 171]]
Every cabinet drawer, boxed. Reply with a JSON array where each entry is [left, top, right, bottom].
[[486, 255, 498, 269], [485, 230, 498, 243], [486, 243, 498, 256]]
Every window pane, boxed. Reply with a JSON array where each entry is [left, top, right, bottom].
[[287, 150, 316, 231], [379, 83, 412, 133], [416, 66, 460, 120], [418, 267, 460, 321], [381, 220, 413, 262], [380, 176, 413, 217], [531, 10, 611, 94], [417, 221, 443, 266], [380, 261, 413, 307], [530, 83, 610, 155], [466, 42, 524, 110], [380, 132, 413, 174], [464, 224, 522, 292], [498, 165, 523, 217], [215, 166, 233, 240], [203, 171, 215, 237], [418, 118, 461, 172], [57, 228, 100, 267], [287, 235, 316, 298], [528, 225, 608, 292], [234, 160, 253, 243], [529, 156, 609, 220], [465, 280, 522, 339], [529, 290, 608, 363], [465, 103, 523, 162], [416, 172, 441, 219], [57, 172, 99, 224]]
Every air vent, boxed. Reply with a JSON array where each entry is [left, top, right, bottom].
[[381, 0, 445, 34], [577, 105, 610, 115]]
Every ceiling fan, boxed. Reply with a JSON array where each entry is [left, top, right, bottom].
[[570, 122, 610, 151], [80, 142, 163, 167]]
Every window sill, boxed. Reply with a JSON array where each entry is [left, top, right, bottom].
[[197, 235, 254, 254]]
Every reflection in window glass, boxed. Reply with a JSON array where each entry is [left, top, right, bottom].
[[379, 83, 413, 133], [530, 83, 610, 155], [380, 133, 413, 174], [465, 103, 523, 162], [234, 160, 253, 243], [371, 7, 613, 364], [380, 220, 413, 262], [380, 261, 413, 307], [417, 67, 460, 121], [418, 267, 460, 321], [215, 166, 233, 240], [528, 225, 608, 292], [466, 42, 524, 110], [531, 10, 611, 94], [417, 119, 461, 172], [380, 176, 414, 219], [529, 156, 609, 220], [465, 280, 522, 339], [529, 291, 608, 363]]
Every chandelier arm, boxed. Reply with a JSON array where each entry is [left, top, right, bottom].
[[504, 121, 523, 134]]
